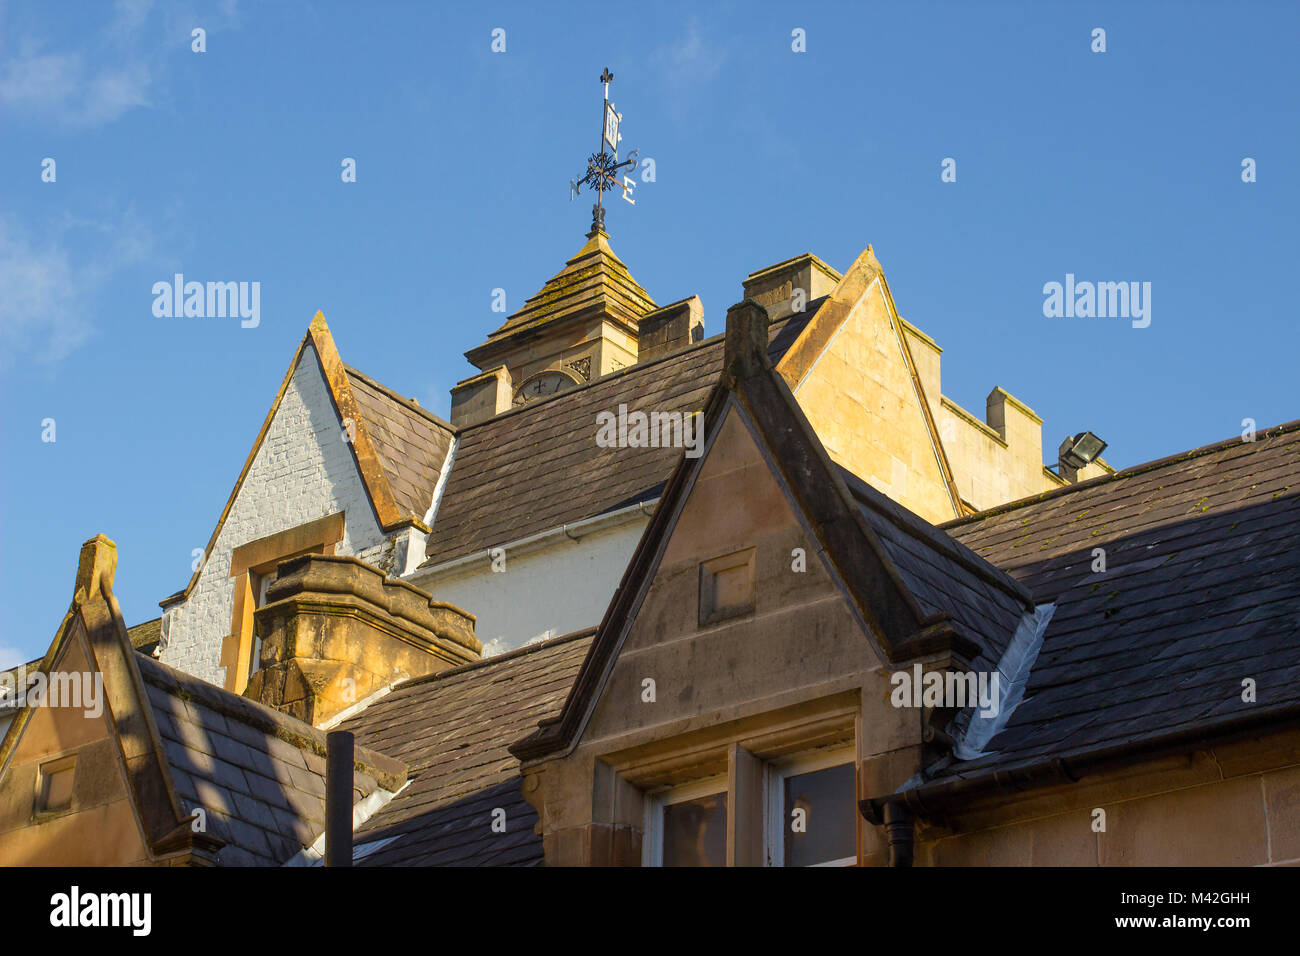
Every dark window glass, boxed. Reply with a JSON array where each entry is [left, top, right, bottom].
[[662, 792, 727, 866], [783, 762, 855, 866]]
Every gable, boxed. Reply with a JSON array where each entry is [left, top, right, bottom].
[[515, 298, 1012, 766], [1, 534, 409, 867], [582, 400, 879, 744], [779, 250, 961, 523], [0, 623, 152, 865], [158, 340, 393, 684], [160, 313, 450, 611]]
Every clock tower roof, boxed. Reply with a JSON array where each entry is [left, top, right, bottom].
[[464, 226, 657, 372]]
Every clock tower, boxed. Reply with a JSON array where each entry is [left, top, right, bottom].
[[449, 223, 663, 424], [449, 69, 704, 427]]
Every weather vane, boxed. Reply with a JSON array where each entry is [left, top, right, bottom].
[[570, 67, 639, 234]]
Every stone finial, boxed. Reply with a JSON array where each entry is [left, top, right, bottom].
[[74, 534, 118, 603], [723, 299, 772, 384]]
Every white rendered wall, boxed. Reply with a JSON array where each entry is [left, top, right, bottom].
[[159, 344, 392, 685], [412, 518, 649, 657]]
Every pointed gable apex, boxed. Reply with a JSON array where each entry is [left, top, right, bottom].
[[161, 312, 441, 607], [2, 535, 408, 866], [0, 536, 221, 863], [511, 299, 990, 763], [776, 247, 965, 522]]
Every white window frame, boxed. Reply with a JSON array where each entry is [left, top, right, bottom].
[[642, 774, 728, 867], [764, 745, 856, 867]]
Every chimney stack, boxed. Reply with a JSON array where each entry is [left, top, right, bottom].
[[245, 554, 479, 726], [723, 299, 772, 384]]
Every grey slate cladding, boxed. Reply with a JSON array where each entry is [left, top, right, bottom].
[[337, 630, 594, 866], [840, 465, 1034, 674], [935, 420, 1300, 778], [344, 365, 455, 522], [137, 654, 398, 866], [420, 309, 820, 567]]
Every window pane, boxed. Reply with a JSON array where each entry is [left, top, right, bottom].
[[783, 762, 855, 866], [662, 792, 727, 866]]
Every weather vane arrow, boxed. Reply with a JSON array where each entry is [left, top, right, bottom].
[[569, 67, 640, 235]]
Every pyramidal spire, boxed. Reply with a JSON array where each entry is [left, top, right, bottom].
[[465, 228, 656, 372]]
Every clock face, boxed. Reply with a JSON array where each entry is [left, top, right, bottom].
[[513, 370, 578, 405]]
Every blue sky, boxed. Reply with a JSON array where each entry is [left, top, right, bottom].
[[2, 0, 1297, 667]]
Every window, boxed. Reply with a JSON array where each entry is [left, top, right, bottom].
[[36, 754, 76, 815], [248, 570, 274, 677], [643, 776, 728, 867], [624, 705, 858, 867], [765, 747, 856, 866], [221, 512, 345, 694]]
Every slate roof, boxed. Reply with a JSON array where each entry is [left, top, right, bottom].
[[344, 365, 455, 522], [126, 617, 161, 655], [422, 308, 820, 567], [840, 467, 1033, 670], [137, 654, 405, 866], [337, 629, 594, 866], [929, 419, 1300, 779]]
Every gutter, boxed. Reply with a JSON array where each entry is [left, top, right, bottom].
[[862, 700, 1300, 826], [410, 497, 658, 581]]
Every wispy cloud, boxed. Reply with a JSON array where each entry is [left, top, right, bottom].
[[652, 17, 727, 119], [0, 36, 152, 128], [0, 645, 30, 671], [0, 211, 154, 366], [0, 0, 239, 128]]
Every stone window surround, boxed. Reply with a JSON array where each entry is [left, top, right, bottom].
[[34, 752, 77, 819], [598, 691, 860, 867], [642, 774, 729, 867], [698, 547, 756, 627], [763, 744, 857, 867], [219, 512, 346, 694]]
